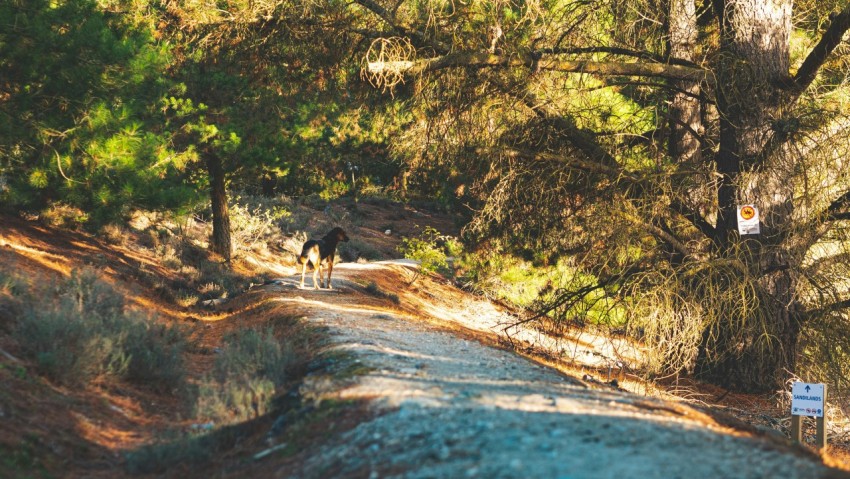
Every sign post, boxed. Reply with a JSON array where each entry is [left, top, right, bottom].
[[790, 382, 827, 449]]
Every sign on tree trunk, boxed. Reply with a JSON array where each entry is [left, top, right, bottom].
[[736, 205, 760, 235]]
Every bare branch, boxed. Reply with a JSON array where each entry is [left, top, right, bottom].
[[538, 46, 702, 69], [803, 297, 850, 321], [617, 210, 693, 258], [365, 50, 712, 84]]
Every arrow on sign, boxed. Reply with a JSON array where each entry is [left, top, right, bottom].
[[806, 385, 811, 393]]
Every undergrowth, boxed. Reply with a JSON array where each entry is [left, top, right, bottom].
[[12, 268, 187, 391], [127, 321, 305, 474], [398, 226, 460, 283], [194, 327, 295, 425]]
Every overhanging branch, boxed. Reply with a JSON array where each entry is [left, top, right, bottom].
[[803, 297, 850, 321], [537, 46, 702, 69], [366, 50, 712, 84]]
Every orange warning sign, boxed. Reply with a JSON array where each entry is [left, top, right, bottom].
[[737, 204, 760, 235]]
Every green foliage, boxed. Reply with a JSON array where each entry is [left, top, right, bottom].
[[397, 226, 453, 277], [0, 0, 201, 225], [195, 328, 294, 425], [1, 0, 407, 234], [13, 268, 188, 389]]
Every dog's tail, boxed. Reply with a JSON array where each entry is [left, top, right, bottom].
[[296, 253, 313, 268]]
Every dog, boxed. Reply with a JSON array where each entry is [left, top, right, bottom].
[[297, 227, 350, 289]]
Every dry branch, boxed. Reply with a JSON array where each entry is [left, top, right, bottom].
[[365, 50, 712, 85]]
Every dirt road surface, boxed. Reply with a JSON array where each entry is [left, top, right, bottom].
[[258, 262, 844, 479]]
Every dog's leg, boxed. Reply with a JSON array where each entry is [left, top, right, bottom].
[[313, 260, 321, 289], [326, 259, 334, 289], [300, 258, 307, 289]]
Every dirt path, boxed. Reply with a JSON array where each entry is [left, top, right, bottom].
[[258, 262, 843, 479]]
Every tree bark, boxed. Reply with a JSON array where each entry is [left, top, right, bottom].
[[667, 0, 701, 166], [206, 151, 232, 262]]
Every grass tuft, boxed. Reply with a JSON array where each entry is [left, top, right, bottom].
[[195, 328, 295, 425], [364, 282, 400, 304]]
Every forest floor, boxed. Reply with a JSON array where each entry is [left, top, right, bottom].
[[0, 198, 849, 478]]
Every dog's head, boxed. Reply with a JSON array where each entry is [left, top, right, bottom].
[[328, 227, 349, 243]]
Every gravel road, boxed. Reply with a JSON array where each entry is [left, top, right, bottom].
[[265, 262, 844, 479]]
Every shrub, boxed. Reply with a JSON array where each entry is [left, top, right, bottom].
[[213, 328, 292, 386], [40, 203, 89, 229], [18, 307, 131, 386], [338, 238, 384, 262], [13, 268, 188, 389], [0, 268, 25, 297], [195, 328, 294, 425], [125, 431, 215, 475], [124, 321, 188, 393], [99, 223, 130, 245], [228, 194, 292, 253], [397, 226, 454, 281], [195, 376, 277, 424], [442, 236, 464, 257], [15, 269, 129, 385]]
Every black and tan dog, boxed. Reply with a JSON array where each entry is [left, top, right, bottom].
[[297, 227, 350, 289]]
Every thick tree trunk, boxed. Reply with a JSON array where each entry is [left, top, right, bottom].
[[206, 151, 232, 262], [696, 0, 797, 392]]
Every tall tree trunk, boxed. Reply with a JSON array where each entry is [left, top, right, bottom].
[[206, 151, 232, 262], [696, 0, 797, 392], [667, 0, 710, 238], [667, 0, 701, 165]]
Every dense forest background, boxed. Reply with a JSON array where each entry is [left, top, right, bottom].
[[4, 0, 850, 397]]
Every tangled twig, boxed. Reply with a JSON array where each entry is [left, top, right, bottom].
[[361, 37, 416, 93]]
